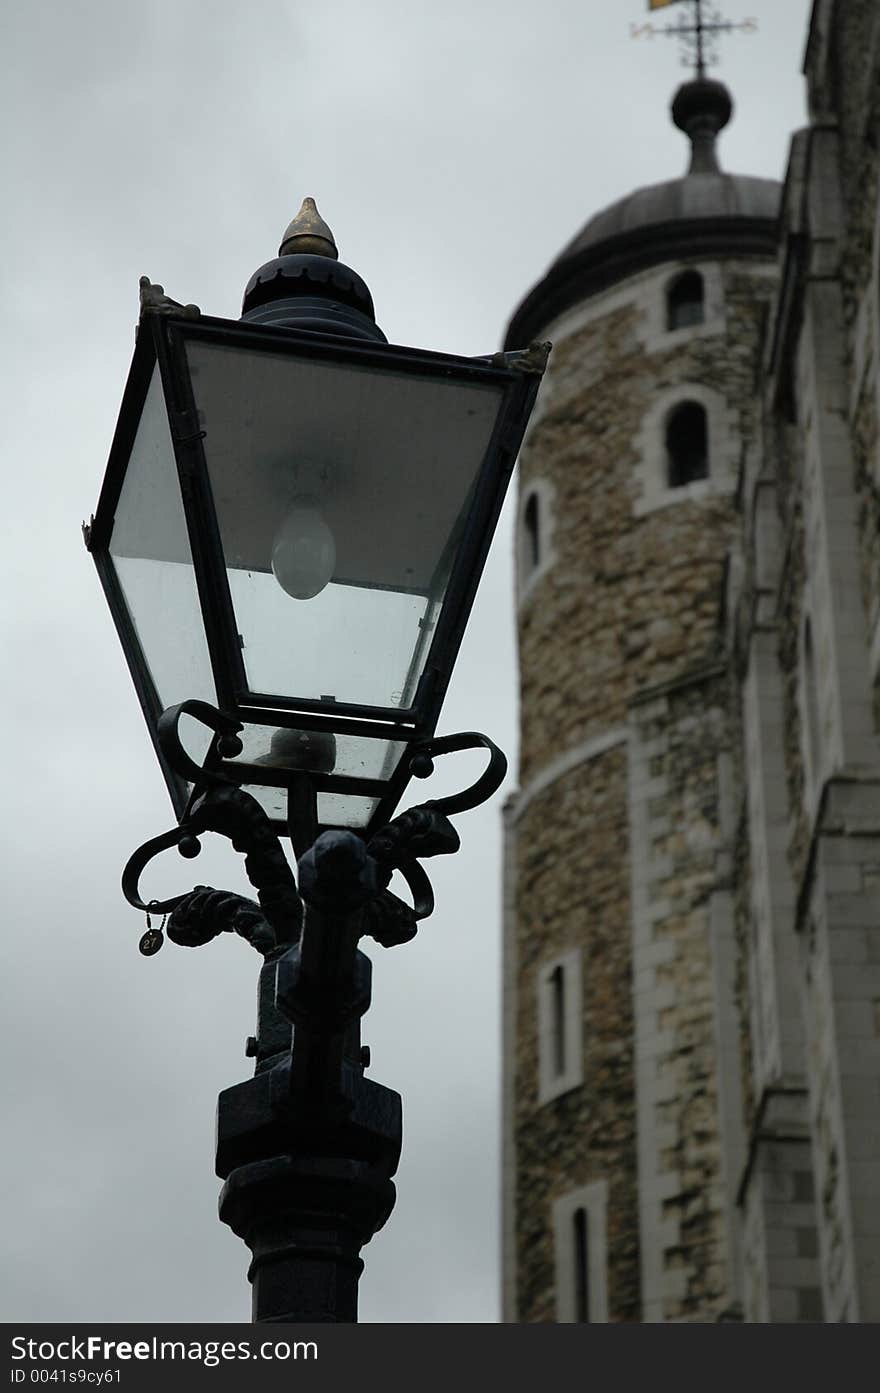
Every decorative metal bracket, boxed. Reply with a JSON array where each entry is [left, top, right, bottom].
[[118, 705, 508, 1325], [121, 703, 506, 959], [138, 276, 201, 321]]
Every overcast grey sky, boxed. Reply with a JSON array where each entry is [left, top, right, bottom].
[[2, 0, 812, 1323]]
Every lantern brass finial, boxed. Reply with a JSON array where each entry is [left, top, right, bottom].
[[278, 197, 339, 259]]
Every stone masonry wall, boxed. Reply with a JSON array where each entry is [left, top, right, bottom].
[[517, 261, 774, 787], [806, 2, 880, 726], [628, 670, 736, 1320], [752, 5, 880, 1319], [816, 1, 880, 1324], [731, 448, 823, 1321], [511, 745, 638, 1321], [508, 254, 777, 1321], [828, 10, 880, 728]]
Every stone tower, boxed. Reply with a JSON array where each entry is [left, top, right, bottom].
[[501, 75, 780, 1323], [503, 0, 880, 1325]]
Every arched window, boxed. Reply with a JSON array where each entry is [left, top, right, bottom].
[[553, 1181, 608, 1322], [519, 481, 557, 594], [666, 401, 709, 487], [666, 270, 705, 330], [523, 492, 540, 574]]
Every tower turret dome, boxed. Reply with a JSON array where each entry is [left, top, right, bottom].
[[505, 78, 780, 347]]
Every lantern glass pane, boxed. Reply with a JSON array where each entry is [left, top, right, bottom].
[[317, 792, 381, 829], [185, 338, 504, 710], [227, 725, 405, 784], [240, 784, 289, 824], [109, 365, 216, 711], [239, 784, 382, 832]]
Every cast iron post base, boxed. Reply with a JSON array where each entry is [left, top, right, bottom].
[[219, 1155, 397, 1323]]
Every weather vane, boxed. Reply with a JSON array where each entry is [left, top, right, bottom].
[[631, 0, 757, 78]]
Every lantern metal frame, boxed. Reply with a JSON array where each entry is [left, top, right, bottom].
[[86, 306, 546, 843]]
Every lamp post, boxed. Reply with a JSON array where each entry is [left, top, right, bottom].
[[85, 198, 548, 1322]]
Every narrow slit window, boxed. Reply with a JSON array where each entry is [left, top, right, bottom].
[[537, 949, 582, 1103], [574, 1207, 590, 1323], [667, 270, 704, 330], [666, 401, 708, 487], [523, 492, 540, 574], [551, 963, 565, 1077]]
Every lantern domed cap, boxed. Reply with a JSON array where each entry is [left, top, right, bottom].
[[278, 197, 339, 260], [242, 197, 386, 341]]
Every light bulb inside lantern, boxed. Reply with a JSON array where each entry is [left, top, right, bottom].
[[271, 498, 336, 600]]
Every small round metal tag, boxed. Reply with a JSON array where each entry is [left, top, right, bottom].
[[139, 927, 165, 956]]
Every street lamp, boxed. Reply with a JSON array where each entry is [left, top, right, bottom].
[[85, 198, 547, 1322]]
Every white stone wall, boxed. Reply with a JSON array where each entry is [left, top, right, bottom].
[[628, 673, 735, 1321], [798, 288, 877, 778], [756, 15, 880, 1320], [801, 786, 880, 1322]]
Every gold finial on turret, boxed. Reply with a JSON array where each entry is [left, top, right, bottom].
[[278, 197, 339, 259]]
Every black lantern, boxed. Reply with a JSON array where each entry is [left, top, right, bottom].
[[86, 199, 546, 846], [84, 200, 549, 1323]]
